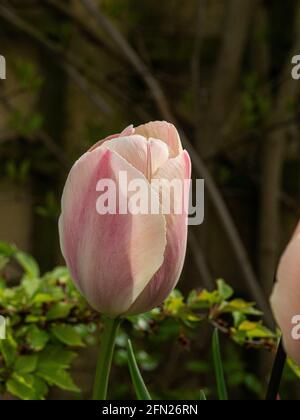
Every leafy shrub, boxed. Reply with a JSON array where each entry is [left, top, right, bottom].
[[0, 242, 297, 400]]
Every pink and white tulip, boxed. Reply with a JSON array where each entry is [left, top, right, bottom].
[[59, 121, 191, 317], [270, 222, 300, 364]]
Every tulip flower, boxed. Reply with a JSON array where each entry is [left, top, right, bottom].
[[59, 121, 191, 399], [270, 222, 300, 365], [59, 120, 191, 317]]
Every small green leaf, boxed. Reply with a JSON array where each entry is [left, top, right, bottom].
[[217, 279, 234, 301], [212, 329, 228, 401], [36, 368, 80, 393], [127, 339, 152, 400], [26, 325, 49, 351], [38, 346, 77, 370], [15, 251, 40, 278], [0, 241, 16, 257], [51, 324, 85, 347], [196, 290, 221, 307], [164, 290, 185, 315], [238, 321, 275, 339], [232, 311, 246, 328], [221, 299, 262, 316], [25, 315, 43, 323], [0, 337, 17, 366], [15, 355, 38, 374], [7, 373, 47, 400], [46, 302, 74, 320], [33, 293, 56, 304], [22, 277, 40, 298]]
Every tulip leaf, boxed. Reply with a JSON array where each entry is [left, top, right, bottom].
[[200, 390, 207, 400], [212, 329, 228, 401], [127, 339, 152, 400]]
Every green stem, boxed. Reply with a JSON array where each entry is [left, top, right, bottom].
[[92, 317, 121, 400], [265, 338, 286, 400]]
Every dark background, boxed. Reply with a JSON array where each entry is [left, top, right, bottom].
[[0, 0, 300, 399]]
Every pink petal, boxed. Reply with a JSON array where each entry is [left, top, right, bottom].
[[149, 138, 170, 174], [292, 220, 300, 239], [102, 135, 169, 179], [135, 121, 183, 158], [127, 151, 191, 314], [271, 231, 300, 364], [59, 146, 167, 316]]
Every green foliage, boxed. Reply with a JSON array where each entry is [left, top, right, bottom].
[[13, 60, 43, 92], [160, 280, 275, 348], [5, 160, 31, 183], [0, 242, 288, 400], [0, 242, 96, 400], [9, 111, 44, 137]]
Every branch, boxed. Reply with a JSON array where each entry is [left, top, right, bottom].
[[45, 0, 127, 67], [0, 79, 70, 168], [80, 0, 273, 325], [191, 0, 208, 144], [203, 0, 255, 156], [259, 2, 300, 295], [0, 4, 112, 116]]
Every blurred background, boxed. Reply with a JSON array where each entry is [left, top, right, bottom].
[[0, 0, 300, 399]]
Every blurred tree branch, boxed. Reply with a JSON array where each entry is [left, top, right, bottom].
[[45, 0, 128, 67], [0, 3, 112, 116], [191, 0, 208, 145], [0, 84, 70, 168], [80, 0, 273, 326], [0, 0, 279, 325], [202, 0, 256, 157], [259, 1, 300, 295]]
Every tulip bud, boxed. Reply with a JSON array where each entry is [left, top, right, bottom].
[[270, 221, 300, 364], [59, 121, 191, 317]]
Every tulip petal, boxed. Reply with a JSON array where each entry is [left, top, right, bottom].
[[127, 151, 191, 314], [148, 138, 170, 174], [59, 146, 167, 316], [135, 121, 183, 158], [292, 220, 300, 239], [271, 232, 300, 364], [102, 135, 169, 179]]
